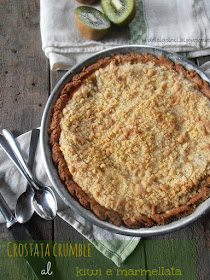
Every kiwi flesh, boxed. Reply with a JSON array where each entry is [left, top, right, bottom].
[[74, 6, 111, 40], [101, 0, 136, 26]]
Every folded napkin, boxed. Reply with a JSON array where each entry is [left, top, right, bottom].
[[0, 131, 140, 267], [40, 0, 210, 70]]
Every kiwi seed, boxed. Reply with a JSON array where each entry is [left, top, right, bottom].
[[74, 6, 111, 40], [101, 0, 136, 26]]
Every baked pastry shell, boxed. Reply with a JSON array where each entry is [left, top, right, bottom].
[[40, 45, 210, 237]]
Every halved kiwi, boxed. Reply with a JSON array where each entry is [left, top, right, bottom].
[[74, 6, 111, 40], [101, 0, 136, 26]]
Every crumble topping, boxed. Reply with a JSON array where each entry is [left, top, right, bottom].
[[59, 59, 210, 221]]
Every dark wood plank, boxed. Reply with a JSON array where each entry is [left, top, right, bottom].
[[50, 71, 66, 91], [196, 56, 210, 66], [53, 216, 86, 241], [0, 0, 49, 135], [0, 0, 53, 240]]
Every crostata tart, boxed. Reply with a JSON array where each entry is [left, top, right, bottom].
[[50, 53, 210, 228]]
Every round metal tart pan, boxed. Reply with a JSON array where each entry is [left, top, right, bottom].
[[40, 45, 210, 237]]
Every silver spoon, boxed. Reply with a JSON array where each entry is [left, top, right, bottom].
[[0, 129, 57, 220], [15, 129, 40, 223]]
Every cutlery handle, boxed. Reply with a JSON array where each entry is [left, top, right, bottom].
[[0, 130, 38, 190], [0, 134, 24, 174], [28, 129, 40, 171], [0, 192, 16, 227]]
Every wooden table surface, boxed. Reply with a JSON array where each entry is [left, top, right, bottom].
[[0, 1, 209, 279]]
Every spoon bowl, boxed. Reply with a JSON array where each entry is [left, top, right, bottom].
[[15, 188, 35, 223], [33, 187, 57, 220]]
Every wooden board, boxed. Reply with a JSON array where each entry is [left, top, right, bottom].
[[0, 0, 49, 135]]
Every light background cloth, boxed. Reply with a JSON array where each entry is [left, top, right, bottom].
[[0, 131, 139, 267], [40, 0, 210, 70]]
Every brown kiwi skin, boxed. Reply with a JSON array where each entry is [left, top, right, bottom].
[[76, 0, 98, 4], [74, 13, 109, 41]]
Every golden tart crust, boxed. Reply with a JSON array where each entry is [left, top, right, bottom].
[[50, 53, 210, 228]]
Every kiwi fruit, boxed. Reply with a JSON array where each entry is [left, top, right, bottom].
[[74, 6, 111, 40], [101, 0, 136, 26], [76, 0, 97, 4]]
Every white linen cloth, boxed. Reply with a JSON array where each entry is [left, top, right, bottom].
[[40, 0, 210, 70], [0, 131, 139, 267]]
